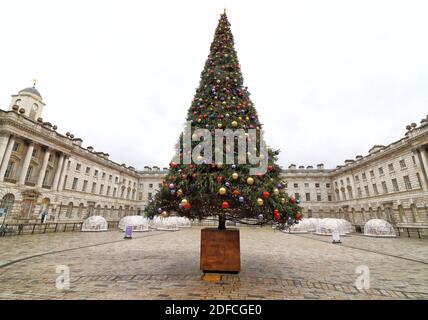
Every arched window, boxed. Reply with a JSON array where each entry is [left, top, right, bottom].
[[398, 205, 406, 223], [15, 99, 22, 107], [95, 205, 101, 215], [103, 205, 108, 217], [1, 193, 15, 216], [376, 207, 383, 220], [410, 204, 418, 223], [78, 203, 84, 218], [110, 206, 115, 218], [118, 206, 123, 217], [66, 202, 73, 218]]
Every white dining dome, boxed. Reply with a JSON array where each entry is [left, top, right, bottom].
[[286, 218, 311, 233], [364, 219, 396, 237], [119, 215, 150, 232], [81, 215, 108, 232], [315, 218, 346, 236]]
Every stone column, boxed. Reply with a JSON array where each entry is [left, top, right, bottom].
[[57, 156, 68, 191], [36, 148, 50, 188], [0, 133, 11, 167], [0, 135, 15, 181], [18, 141, 34, 185], [419, 148, 428, 187], [52, 153, 65, 191]]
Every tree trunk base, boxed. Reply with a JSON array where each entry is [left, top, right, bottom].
[[200, 228, 240, 273]]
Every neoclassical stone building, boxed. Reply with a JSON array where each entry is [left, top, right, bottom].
[[0, 86, 166, 223], [1, 85, 427, 230]]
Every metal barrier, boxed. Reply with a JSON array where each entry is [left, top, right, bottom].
[[0, 222, 83, 237]]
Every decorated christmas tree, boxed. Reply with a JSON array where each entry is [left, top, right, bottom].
[[146, 11, 302, 230]]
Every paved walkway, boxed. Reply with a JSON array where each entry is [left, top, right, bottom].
[[0, 227, 427, 299]]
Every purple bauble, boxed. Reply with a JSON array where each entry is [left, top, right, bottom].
[[157, 208, 162, 213], [169, 183, 175, 189], [277, 183, 284, 189], [225, 181, 231, 188], [238, 196, 244, 203]]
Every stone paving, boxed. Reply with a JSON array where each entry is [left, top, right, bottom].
[[0, 227, 427, 300]]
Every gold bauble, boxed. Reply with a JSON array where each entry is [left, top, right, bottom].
[[181, 198, 188, 205], [231, 121, 238, 128], [280, 198, 286, 204], [177, 189, 184, 197], [218, 123, 223, 128], [273, 188, 279, 196], [247, 177, 255, 185], [218, 187, 227, 195], [232, 172, 239, 180], [161, 211, 168, 217], [257, 198, 264, 206]]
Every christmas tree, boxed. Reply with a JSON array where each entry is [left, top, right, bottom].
[[146, 11, 302, 230]]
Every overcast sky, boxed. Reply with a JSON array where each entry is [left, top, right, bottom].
[[1, 0, 427, 170]]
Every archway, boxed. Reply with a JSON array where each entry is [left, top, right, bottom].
[[1, 193, 15, 220]]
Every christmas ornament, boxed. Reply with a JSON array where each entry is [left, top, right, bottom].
[[218, 187, 227, 195], [280, 198, 286, 204], [267, 165, 273, 172], [273, 188, 279, 196], [257, 198, 264, 206], [231, 120, 238, 128], [169, 183, 175, 189], [262, 191, 270, 199], [238, 196, 244, 203], [274, 209, 280, 220], [161, 211, 168, 217], [232, 189, 240, 196], [290, 195, 296, 204], [247, 177, 255, 185], [221, 201, 229, 209], [181, 199, 188, 205], [177, 189, 184, 197], [295, 212, 302, 220], [232, 172, 239, 180]]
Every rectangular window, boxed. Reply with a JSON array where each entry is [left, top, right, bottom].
[[139, 192, 143, 201], [341, 190, 346, 200], [392, 178, 399, 192], [32, 149, 37, 157], [399, 159, 407, 169], [4, 162, 14, 178], [109, 175, 112, 182], [82, 180, 88, 192], [91, 182, 96, 193], [99, 184, 104, 195], [364, 186, 370, 197], [315, 183, 320, 188], [113, 188, 117, 197], [416, 173, 422, 188], [25, 166, 33, 182], [378, 167, 384, 175], [304, 183, 309, 188], [357, 187, 362, 198], [67, 161, 71, 170], [107, 186, 111, 196], [148, 192, 152, 200], [372, 183, 379, 195], [340, 180, 344, 186], [317, 193, 322, 201], [102, 172, 106, 179], [43, 171, 50, 186], [305, 193, 311, 201], [76, 163, 81, 171], [12, 142, 19, 152], [362, 173, 367, 180], [412, 155, 416, 165], [293, 183, 298, 188], [72, 178, 78, 190], [355, 175, 359, 182], [327, 194, 332, 202], [326, 183, 330, 188], [48, 154, 53, 162], [85, 167, 90, 174], [388, 163, 394, 172], [334, 181, 338, 188], [149, 183, 153, 188], [403, 175, 412, 190], [369, 170, 375, 178], [294, 193, 300, 200], [381, 181, 388, 194], [94, 170, 98, 177], [115, 177, 119, 183], [346, 177, 350, 184]]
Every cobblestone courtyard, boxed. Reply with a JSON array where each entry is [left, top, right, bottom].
[[0, 227, 427, 300]]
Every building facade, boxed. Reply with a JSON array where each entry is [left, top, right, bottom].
[[1, 86, 427, 230]]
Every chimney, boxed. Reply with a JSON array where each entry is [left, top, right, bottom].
[[72, 138, 83, 147], [356, 155, 363, 160], [298, 165, 305, 169], [306, 165, 313, 169], [345, 159, 355, 165], [317, 163, 324, 170], [87, 146, 94, 152], [288, 164, 296, 169]]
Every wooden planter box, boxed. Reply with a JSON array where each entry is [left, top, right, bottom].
[[200, 228, 240, 273]]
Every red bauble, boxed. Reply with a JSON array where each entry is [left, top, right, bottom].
[[290, 195, 296, 204], [181, 174, 187, 180], [232, 189, 240, 197], [274, 209, 281, 221], [189, 164, 194, 169], [183, 203, 191, 210], [221, 201, 229, 209], [170, 162, 178, 168], [267, 165, 273, 172], [191, 173, 197, 179], [262, 191, 270, 199], [216, 176, 223, 183], [295, 212, 302, 220]]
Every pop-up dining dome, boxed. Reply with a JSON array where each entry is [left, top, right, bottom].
[[285, 218, 311, 233], [315, 218, 346, 236], [119, 215, 150, 232], [81, 215, 108, 232], [338, 219, 354, 234], [364, 219, 396, 237]]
